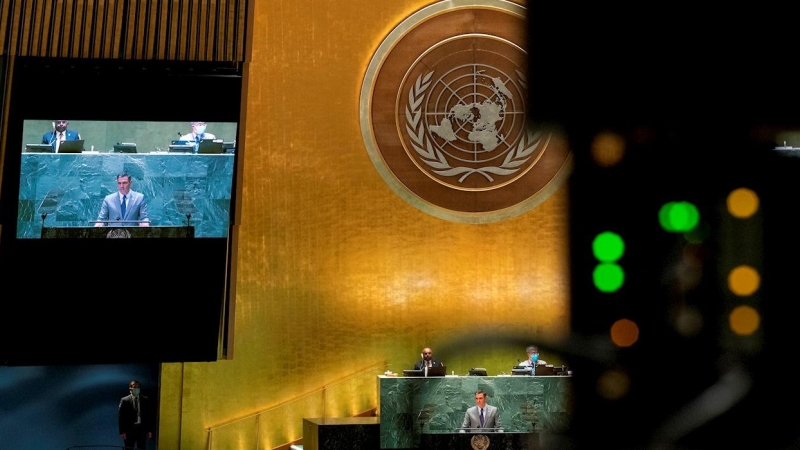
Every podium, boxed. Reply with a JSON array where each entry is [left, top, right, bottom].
[[41, 226, 194, 239], [378, 375, 572, 449], [420, 431, 540, 450]]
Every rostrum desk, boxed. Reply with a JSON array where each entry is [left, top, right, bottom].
[[378, 374, 572, 449], [17, 152, 234, 238], [41, 225, 194, 238], [420, 431, 539, 450]]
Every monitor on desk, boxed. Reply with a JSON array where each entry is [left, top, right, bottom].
[[113, 143, 137, 153], [512, 365, 554, 376], [25, 143, 54, 153], [198, 139, 224, 154], [402, 366, 447, 377], [169, 143, 195, 153], [512, 366, 533, 376], [57, 139, 84, 153], [427, 365, 447, 376]]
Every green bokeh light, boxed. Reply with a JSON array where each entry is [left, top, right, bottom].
[[659, 201, 700, 233], [593, 262, 625, 293], [592, 231, 625, 262]]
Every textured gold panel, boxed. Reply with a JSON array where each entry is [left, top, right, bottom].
[[161, 0, 568, 448], [0, 0, 566, 448]]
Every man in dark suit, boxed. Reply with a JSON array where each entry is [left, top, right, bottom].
[[413, 347, 444, 374], [94, 172, 150, 227], [118, 380, 154, 449], [41, 119, 81, 152], [460, 390, 503, 432]]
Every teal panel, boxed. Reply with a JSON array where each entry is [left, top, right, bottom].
[[378, 375, 573, 449], [16, 153, 234, 238]]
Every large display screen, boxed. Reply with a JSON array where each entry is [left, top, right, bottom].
[[0, 57, 242, 365], [16, 119, 237, 239]]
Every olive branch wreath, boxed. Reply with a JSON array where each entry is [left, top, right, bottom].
[[405, 70, 541, 183]]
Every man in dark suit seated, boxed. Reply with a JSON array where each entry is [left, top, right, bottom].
[[41, 119, 81, 152], [413, 347, 444, 375]]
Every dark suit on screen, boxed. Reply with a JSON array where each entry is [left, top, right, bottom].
[[461, 404, 502, 430], [41, 128, 81, 152], [413, 359, 444, 371], [96, 190, 149, 226]]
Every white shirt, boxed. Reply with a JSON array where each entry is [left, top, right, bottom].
[[179, 132, 217, 142], [519, 358, 546, 367], [55, 132, 65, 152]]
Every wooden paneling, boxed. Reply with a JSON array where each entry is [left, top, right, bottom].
[[0, 0, 247, 61]]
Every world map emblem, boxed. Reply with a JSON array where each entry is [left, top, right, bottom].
[[360, 0, 572, 223]]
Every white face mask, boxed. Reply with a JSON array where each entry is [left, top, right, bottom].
[[131, 387, 141, 396], [194, 125, 207, 135]]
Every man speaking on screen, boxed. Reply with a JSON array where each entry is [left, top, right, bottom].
[[95, 172, 150, 227]]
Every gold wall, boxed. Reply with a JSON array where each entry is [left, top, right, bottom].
[[158, 0, 570, 448]]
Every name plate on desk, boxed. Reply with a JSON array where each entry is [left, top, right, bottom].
[[41, 226, 194, 239]]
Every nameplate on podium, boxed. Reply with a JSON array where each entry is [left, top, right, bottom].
[[41, 226, 194, 239]]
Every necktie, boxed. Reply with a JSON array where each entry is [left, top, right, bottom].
[[55, 132, 62, 152], [480, 408, 485, 427], [134, 396, 141, 424], [121, 195, 127, 218]]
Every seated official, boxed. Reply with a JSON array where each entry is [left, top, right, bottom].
[[460, 390, 503, 432], [42, 119, 82, 153], [179, 121, 217, 142], [95, 172, 150, 227], [178, 121, 219, 154], [518, 345, 547, 368], [413, 347, 444, 371]]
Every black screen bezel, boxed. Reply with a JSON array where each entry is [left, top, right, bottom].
[[0, 57, 242, 365]]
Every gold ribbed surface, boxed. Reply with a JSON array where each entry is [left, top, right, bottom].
[[161, 0, 569, 448]]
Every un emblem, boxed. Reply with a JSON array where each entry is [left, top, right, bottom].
[[361, 0, 571, 223], [106, 229, 132, 239]]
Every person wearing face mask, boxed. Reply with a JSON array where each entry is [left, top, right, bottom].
[[179, 121, 217, 153], [518, 345, 547, 372], [118, 380, 154, 449], [41, 119, 82, 153]]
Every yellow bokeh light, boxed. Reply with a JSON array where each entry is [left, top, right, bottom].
[[728, 265, 760, 296], [610, 318, 639, 347], [727, 187, 759, 218], [729, 305, 760, 335], [596, 369, 630, 400], [591, 132, 626, 167]]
